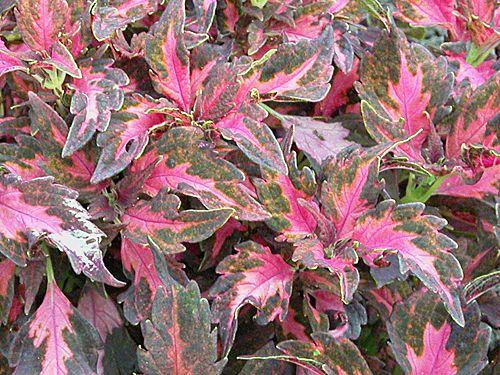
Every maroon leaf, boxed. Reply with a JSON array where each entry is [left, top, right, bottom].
[[0, 174, 124, 287], [277, 332, 372, 375], [0, 258, 16, 325], [210, 241, 294, 355], [357, 29, 453, 162], [145, 0, 192, 111], [352, 200, 464, 326], [92, 94, 165, 183], [9, 279, 102, 375], [138, 283, 227, 375], [63, 58, 129, 157], [18, 259, 45, 314], [387, 289, 491, 375], [122, 190, 233, 254], [131, 126, 269, 221]]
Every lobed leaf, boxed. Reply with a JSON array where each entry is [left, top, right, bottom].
[[138, 283, 227, 375], [0, 174, 124, 287], [9, 279, 102, 375], [387, 289, 491, 375], [210, 241, 294, 355], [352, 200, 464, 326]]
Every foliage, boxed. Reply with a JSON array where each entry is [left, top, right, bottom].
[[0, 0, 498, 374]]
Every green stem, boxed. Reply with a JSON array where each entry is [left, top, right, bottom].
[[258, 102, 286, 122], [45, 251, 55, 284]]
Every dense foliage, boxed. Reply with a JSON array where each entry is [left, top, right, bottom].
[[0, 0, 498, 374]]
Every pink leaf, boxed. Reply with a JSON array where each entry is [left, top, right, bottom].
[[210, 241, 294, 355], [45, 41, 81, 78], [0, 39, 28, 77], [352, 200, 464, 326], [357, 29, 452, 162], [145, 0, 192, 111], [0, 258, 16, 325], [388, 289, 491, 375], [63, 58, 129, 157], [9, 279, 102, 375], [0, 174, 124, 287]]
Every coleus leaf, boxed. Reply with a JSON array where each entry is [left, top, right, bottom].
[[254, 152, 318, 241], [320, 144, 392, 239], [240, 26, 334, 102], [145, 0, 192, 111], [394, 0, 462, 39], [276, 332, 372, 375], [0, 39, 28, 77], [28, 92, 108, 196], [0, 174, 124, 287], [15, 0, 68, 52], [357, 29, 453, 162], [18, 259, 45, 314], [352, 199, 464, 326], [92, 0, 159, 41], [63, 58, 129, 157], [118, 236, 165, 324], [387, 288, 491, 375], [9, 278, 102, 375], [122, 190, 233, 254], [215, 104, 288, 175], [292, 239, 359, 303], [209, 241, 294, 355], [445, 72, 500, 158], [0, 258, 16, 325], [0, 133, 47, 181], [131, 126, 269, 221], [281, 115, 354, 166], [92, 94, 165, 183], [138, 283, 227, 375], [239, 341, 294, 374], [78, 285, 137, 375]]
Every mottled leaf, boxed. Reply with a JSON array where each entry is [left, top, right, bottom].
[[0, 258, 15, 325], [131, 126, 269, 221], [0, 174, 124, 287], [0, 39, 28, 77], [138, 283, 227, 375], [92, 0, 158, 41], [210, 241, 294, 355], [239, 341, 294, 375], [387, 289, 490, 375], [145, 0, 192, 111], [282, 115, 354, 166], [352, 200, 464, 326], [292, 238, 359, 303], [277, 332, 372, 375], [9, 279, 102, 375], [92, 94, 165, 183], [63, 58, 129, 157], [445, 73, 500, 158], [357, 29, 453, 162], [122, 190, 233, 254]]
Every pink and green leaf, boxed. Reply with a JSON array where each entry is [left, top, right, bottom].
[[9, 279, 102, 375], [92, 94, 165, 183], [0, 258, 16, 325], [63, 58, 129, 157], [210, 241, 294, 355], [145, 0, 192, 111], [131, 126, 269, 221], [0, 174, 124, 287], [0, 39, 28, 77], [387, 288, 491, 375], [276, 332, 373, 375], [122, 190, 233, 254], [357, 29, 453, 162], [352, 200, 464, 326], [138, 283, 227, 375]]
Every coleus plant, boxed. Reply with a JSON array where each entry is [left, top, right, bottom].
[[0, 0, 498, 374]]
